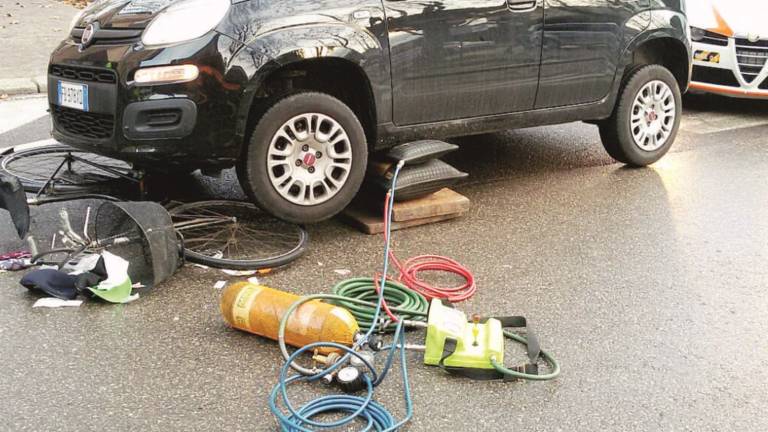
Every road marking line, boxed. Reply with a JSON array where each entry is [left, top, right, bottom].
[[682, 112, 768, 135], [0, 97, 49, 135]]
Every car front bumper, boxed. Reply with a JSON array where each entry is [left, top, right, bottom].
[[690, 37, 768, 99], [48, 32, 247, 169]]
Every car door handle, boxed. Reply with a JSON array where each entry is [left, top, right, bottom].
[[507, 0, 537, 12]]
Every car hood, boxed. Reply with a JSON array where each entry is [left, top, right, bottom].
[[75, 0, 182, 29], [687, 0, 765, 38]]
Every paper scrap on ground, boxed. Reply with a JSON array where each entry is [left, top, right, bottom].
[[33, 298, 83, 308], [214, 280, 227, 290], [63, 254, 101, 275], [247, 277, 260, 285], [97, 252, 130, 290], [222, 269, 257, 276], [121, 294, 140, 303], [334, 269, 352, 276]]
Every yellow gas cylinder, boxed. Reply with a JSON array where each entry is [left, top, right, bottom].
[[220, 282, 359, 355]]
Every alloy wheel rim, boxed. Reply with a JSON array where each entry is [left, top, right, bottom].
[[630, 80, 676, 152], [266, 113, 353, 206]]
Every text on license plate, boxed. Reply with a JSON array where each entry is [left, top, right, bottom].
[[58, 81, 89, 111]]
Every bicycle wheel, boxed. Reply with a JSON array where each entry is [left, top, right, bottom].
[[169, 200, 309, 270], [0, 145, 134, 193]]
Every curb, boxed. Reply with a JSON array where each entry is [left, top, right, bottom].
[[0, 76, 48, 97]]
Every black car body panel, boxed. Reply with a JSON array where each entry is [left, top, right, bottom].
[[73, 0, 175, 29], [50, 0, 690, 169], [50, 31, 247, 166], [384, 0, 543, 124], [536, 1, 651, 108], [221, 0, 393, 134]]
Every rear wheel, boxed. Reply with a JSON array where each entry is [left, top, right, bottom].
[[237, 92, 368, 224], [599, 65, 682, 166]]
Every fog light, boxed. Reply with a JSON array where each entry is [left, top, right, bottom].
[[134, 65, 199, 85]]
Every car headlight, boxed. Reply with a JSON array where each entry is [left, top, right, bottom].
[[141, 0, 230, 47], [134, 65, 200, 85], [690, 26, 706, 42]]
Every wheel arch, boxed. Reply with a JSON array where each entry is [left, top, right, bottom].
[[619, 10, 692, 92], [626, 36, 691, 91], [230, 24, 390, 154]]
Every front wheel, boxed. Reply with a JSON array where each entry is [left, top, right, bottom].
[[237, 92, 368, 224], [599, 65, 682, 166]]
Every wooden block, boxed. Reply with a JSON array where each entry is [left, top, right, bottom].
[[391, 188, 470, 222], [341, 205, 467, 235]]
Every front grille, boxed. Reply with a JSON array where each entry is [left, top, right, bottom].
[[50, 65, 117, 84], [736, 38, 768, 48], [692, 65, 740, 87], [71, 27, 143, 46], [52, 105, 115, 140], [735, 38, 768, 83], [699, 31, 729, 47]]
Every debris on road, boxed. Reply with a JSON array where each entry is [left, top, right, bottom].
[[32, 297, 82, 308]]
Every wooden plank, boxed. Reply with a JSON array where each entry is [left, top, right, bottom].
[[391, 188, 470, 222], [340, 205, 467, 235], [350, 188, 470, 222]]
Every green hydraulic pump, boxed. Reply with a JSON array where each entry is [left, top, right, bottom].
[[423, 299, 560, 381]]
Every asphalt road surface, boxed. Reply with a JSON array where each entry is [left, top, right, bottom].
[[1, 94, 767, 431]]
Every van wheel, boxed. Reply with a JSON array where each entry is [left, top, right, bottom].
[[599, 65, 682, 166], [237, 92, 368, 224]]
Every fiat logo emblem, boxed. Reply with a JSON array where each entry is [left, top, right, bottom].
[[303, 153, 317, 167], [748, 33, 761, 43], [81, 23, 97, 48]]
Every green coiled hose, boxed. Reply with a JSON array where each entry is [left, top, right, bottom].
[[492, 331, 561, 381], [332, 277, 429, 332]]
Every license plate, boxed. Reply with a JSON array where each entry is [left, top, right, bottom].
[[57, 81, 89, 111]]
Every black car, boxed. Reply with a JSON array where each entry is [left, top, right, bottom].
[[49, 0, 691, 223]]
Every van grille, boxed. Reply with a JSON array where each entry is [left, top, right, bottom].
[[699, 31, 729, 47], [735, 39, 768, 83], [692, 65, 740, 87], [52, 105, 115, 140]]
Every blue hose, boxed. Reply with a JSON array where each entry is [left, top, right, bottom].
[[269, 162, 413, 431]]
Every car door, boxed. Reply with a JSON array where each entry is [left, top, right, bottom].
[[534, 0, 651, 108], [385, 0, 545, 125]]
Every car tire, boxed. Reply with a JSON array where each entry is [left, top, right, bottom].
[[237, 92, 368, 224], [598, 65, 682, 166]]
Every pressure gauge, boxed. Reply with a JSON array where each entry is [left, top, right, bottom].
[[350, 351, 375, 369], [336, 366, 365, 393]]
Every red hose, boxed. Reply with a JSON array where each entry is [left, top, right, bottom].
[[391, 254, 476, 302], [382, 192, 477, 303], [373, 272, 401, 324]]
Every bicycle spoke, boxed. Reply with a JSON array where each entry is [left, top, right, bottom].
[[169, 201, 307, 267]]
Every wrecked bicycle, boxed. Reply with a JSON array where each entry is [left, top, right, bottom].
[[0, 144, 309, 272]]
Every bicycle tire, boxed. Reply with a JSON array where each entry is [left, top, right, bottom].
[[0, 145, 133, 193], [168, 200, 309, 270]]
